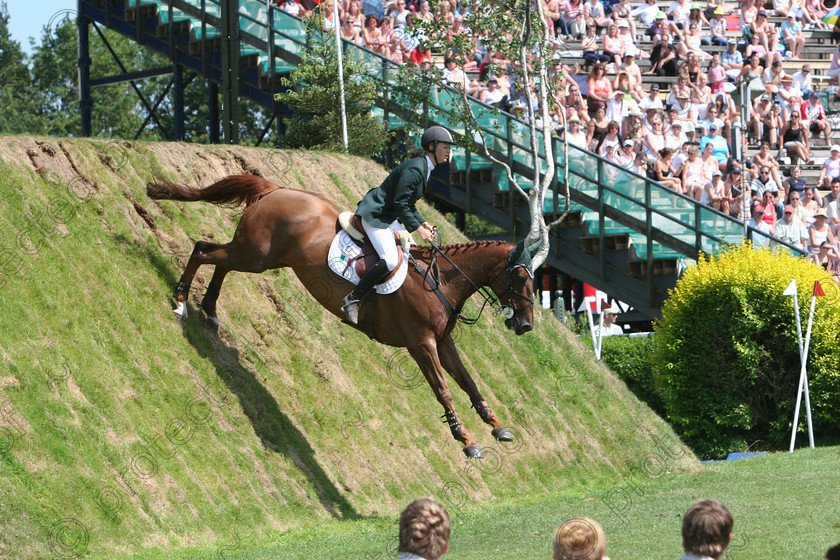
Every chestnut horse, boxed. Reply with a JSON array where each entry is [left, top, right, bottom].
[[147, 174, 538, 458]]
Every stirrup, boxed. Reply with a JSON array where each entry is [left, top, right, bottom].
[[341, 294, 361, 325]]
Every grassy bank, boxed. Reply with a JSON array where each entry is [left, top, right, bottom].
[[0, 136, 695, 559], [109, 446, 838, 559]]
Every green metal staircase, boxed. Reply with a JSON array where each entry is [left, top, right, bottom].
[[80, 0, 805, 318]]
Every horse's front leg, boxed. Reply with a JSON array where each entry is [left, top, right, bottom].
[[437, 334, 513, 443], [407, 341, 484, 459]]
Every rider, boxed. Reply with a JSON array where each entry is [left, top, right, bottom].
[[341, 125, 455, 325]]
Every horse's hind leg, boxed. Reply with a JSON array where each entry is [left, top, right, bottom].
[[200, 267, 230, 327], [172, 240, 230, 320], [437, 334, 514, 443]]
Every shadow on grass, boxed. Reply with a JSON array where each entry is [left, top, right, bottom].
[[132, 235, 360, 521]]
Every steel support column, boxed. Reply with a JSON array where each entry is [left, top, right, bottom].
[[221, 0, 240, 144], [209, 80, 220, 144], [173, 64, 185, 141], [78, 3, 92, 137]]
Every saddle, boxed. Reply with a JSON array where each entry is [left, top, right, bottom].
[[336, 212, 411, 279]]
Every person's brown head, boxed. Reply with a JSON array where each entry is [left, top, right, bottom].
[[399, 497, 451, 560], [682, 499, 733, 559], [553, 517, 607, 560]]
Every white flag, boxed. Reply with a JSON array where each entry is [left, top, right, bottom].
[[783, 278, 797, 297]]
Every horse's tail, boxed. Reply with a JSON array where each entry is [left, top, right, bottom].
[[146, 174, 281, 207]]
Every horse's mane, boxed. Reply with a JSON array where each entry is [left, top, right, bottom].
[[410, 240, 510, 260]]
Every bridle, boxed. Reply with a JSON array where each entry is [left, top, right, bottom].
[[413, 241, 535, 325]]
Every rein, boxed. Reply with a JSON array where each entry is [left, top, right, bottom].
[[411, 240, 532, 325]]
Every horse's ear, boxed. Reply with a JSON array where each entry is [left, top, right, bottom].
[[525, 238, 543, 258], [508, 240, 527, 266]]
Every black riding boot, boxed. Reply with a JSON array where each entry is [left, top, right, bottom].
[[342, 258, 390, 325]]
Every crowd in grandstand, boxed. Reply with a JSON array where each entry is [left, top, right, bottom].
[[274, 0, 840, 275]]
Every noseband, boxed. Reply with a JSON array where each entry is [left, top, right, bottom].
[[499, 263, 535, 320]]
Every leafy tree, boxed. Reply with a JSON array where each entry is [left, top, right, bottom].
[[0, 2, 43, 134], [274, 18, 387, 157], [654, 245, 840, 459]]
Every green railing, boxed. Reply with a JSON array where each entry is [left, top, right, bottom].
[[127, 0, 810, 273]]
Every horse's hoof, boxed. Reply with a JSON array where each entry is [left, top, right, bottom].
[[463, 445, 484, 459], [206, 316, 220, 329], [173, 301, 188, 321], [492, 427, 514, 442]]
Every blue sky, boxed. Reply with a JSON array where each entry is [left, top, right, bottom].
[[6, 0, 75, 54]]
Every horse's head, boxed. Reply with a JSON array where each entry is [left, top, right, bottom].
[[493, 240, 539, 335]]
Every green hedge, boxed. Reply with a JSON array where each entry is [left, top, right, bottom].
[[654, 245, 840, 459], [600, 335, 666, 417]]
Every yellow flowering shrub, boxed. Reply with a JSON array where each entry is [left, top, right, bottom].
[[654, 244, 840, 459]]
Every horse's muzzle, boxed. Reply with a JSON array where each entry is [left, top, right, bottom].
[[505, 317, 533, 335]]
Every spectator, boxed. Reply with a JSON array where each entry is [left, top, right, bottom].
[[802, 186, 820, 224], [585, 0, 612, 31], [587, 64, 613, 113], [781, 14, 804, 59], [761, 60, 786, 95], [277, 0, 301, 16], [814, 241, 840, 274], [553, 517, 608, 560], [598, 305, 625, 336], [805, 0, 829, 29], [699, 123, 729, 170], [749, 94, 773, 144], [599, 120, 623, 156], [479, 77, 505, 105], [709, 7, 728, 45], [643, 115, 668, 162], [615, 139, 637, 166], [652, 147, 684, 193], [722, 40, 744, 81], [817, 145, 840, 194], [564, 0, 587, 39], [679, 499, 734, 560], [362, 15, 385, 54], [625, 108, 646, 143], [673, 90, 698, 141], [792, 64, 813, 99], [776, 76, 802, 122], [749, 202, 774, 245], [619, 52, 645, 101], [789, 190, 807, 224], [681, 144, 706, 198], [828, 44, 840, 83], [692, 74, 712, 120], [783, 165, 807, 204], [700, 168, 730, 212], [699, 104, 724, 137], [751, 10, 780, 61], [341, 16, 363, 45], [560, 82, 590, 124], [606, 89, 630, 125], [587, 104, 611, 151], [648, 31, 680, 76], [397, 497, 450, 560], [753, 141, 783, 189], [713, 93, 739, 136], [668, 0, 692, 28], [665, 118, 689, 149], [809, 208, 837, 256], [708, 54, 726, 94], [442, 56, 470, 91], [631, 0, 661, 30], [582, 25, 612, 66], [823, 176, 840, 208], [780, 112, 811, 165], [801, 92, 831, 146], [776, 204, 810, 249], [613, 0, 638, 37], [566, 116, 589, 148], [751, 164, 780, 203], [603, 24, 624, 66], [725, 166, 747, 218], [826, 179, 840, 235], [639, 83, 664, 113]]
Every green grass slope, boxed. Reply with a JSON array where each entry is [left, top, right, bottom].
[[0, 136, 697, 559]]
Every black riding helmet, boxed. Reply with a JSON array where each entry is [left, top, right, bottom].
[[421, 126, 455, 152]]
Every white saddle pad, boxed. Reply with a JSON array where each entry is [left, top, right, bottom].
[[327, 229, 410, 295]]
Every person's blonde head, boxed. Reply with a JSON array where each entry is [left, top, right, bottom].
[[682, 499, 733, 559], [553, 517, 607, 560], [399, 497, 451, 560]]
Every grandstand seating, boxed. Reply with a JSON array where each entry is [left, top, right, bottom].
[[80, 0, 811, 319]]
